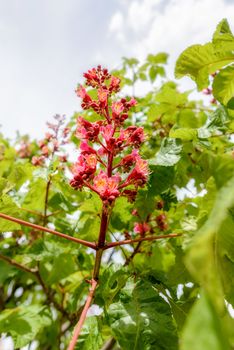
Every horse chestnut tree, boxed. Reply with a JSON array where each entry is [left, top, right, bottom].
[[0, 19, 234, 350]]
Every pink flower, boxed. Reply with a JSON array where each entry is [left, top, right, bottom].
[[111, 101, 128, 125], [45, 132, 53, 141], [134, 222, 151, 236], [80, 141, 96, 155], [93, 171, 120, 202], [127, 157, 149, 187], [98, 88, 109, 108], [41, 145, 49, 156], [125, 126, 145, 148], [100, 125, 116, 151], [72, 154, 97, 177], [32, 156, 45, 166], [109, 76, 121, 93], [131, 209, 139, 216], [84, 66, 110, 88], [76, 116, 100, 141], [70, 153, 97, 190], [100, 124, 114, 142], [121, 149, 140, 172], [112, 101, 124, 118], [127, 98, 137, 107], [76, 85, 92, 109]]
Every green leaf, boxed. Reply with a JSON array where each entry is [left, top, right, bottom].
[[175, 43, 234, 90], [147, 52, 168, 64], [0, 305, 51, 347], [149, 165, 175, 195], [212, 18, 234, 51], [97, 265, 129, 307], [43, 253, 76, 284], [108, 279, 178, 350], [78, 214, 100, 241], [110, 197, 132, 230], [216, 213, 234, 306], [185, 176, 234, 310], [147, 84, 188, 121], [198, 106, 230, 138], [23, 178, 48, 211], [169, 128, 197, 141], [213, 64, 234, 107], [76, 316, 103, 350], [181, 292, 230, 350], [0, 195, 20, 231], [151, 138, 183, 166], [8, 163, 33, 190], [0, 177, 14, 196]]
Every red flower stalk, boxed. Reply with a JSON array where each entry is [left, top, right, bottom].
[[70, 65, 149, 204], [68, 66, 149, 350]]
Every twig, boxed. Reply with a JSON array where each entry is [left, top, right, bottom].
[[43, 178, 51, 226], [104, 233, 182, 249], [0, 212, 96, 249], [101, 337, 116, 350], [0, 253, 37, 274], [67, 279, 98, 350], [124, 241, 142, 266], [20, 207, 44, 217]]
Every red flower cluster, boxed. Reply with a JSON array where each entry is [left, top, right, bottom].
[[32, 114, 69, 167], [134, 222, 151, 236], [70, 66, 149, 205]]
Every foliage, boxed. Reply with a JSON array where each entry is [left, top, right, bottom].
[[0, 19, 233, 350]]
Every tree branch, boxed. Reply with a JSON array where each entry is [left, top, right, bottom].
[[0, 253, 37, 274], [124, 241, 142, 266], [0, 212, 97, 250], [67, 279, 98, 350], [104, 233, 182, 250]]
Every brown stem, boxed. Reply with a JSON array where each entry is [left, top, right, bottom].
[[0, 212, 96, 249], [0, 253, 37, 274], [104, 233, 182, 250], [20, 207, 44, 217], [101, 337, 116, 350], [124, 241, 142, 266], [67, 279, 98, 350], [43, 178, 51, 226]]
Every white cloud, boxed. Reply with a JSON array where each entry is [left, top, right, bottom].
[[109, 11, 125, 43], [109, 0, 234, 74], [1, 0, 234, 139]]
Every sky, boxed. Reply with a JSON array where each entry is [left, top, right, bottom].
[[0, 0, 234, 139]]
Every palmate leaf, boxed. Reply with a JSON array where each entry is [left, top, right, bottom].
[[0, 195, 20, 231], [185, 176, 234, 310], [107, 279, 178, 350], [175, 42, 234, 90], [0, 305, 51, 348], [149, 165, 175, 195], [213, 64, 234, 108], [212, 18, 234, 51], [181, 292, 230, 350], [150, 138, 183, 166]]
